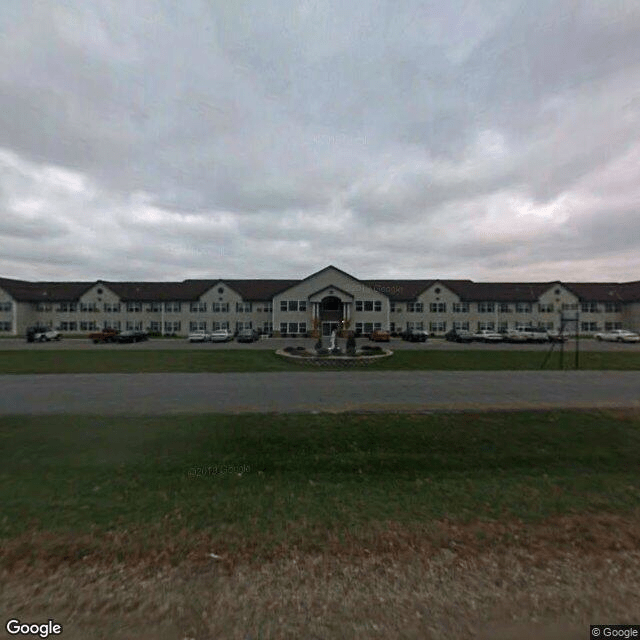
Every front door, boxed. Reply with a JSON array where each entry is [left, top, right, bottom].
[[322, 321, 340, 337]]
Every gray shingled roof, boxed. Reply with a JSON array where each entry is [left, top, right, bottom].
[[2, 274, 640, 303], [0, 278, 95, 302]]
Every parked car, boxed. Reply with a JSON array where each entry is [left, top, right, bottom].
[[503, 328, 530, 343], [503, 327, 547, 343], [188, 331, 210, 343], [236, 329, 260, 343], [89, 328, 119, 343], [547, 330, 568, 343], [115, 330, 148, 343], [210, 329, 233, 343], [370, 329, 390, 342], [26, 326, 62, 343], [444, 329, 474, 343], [595, 329, 640, 343], [473, 329, 503, 342], [401, 329, 428, 342]]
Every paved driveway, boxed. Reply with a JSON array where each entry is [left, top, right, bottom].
[[1, 371, 639, 414]]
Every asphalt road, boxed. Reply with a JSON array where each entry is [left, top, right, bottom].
[[1, 371, 639, 414]]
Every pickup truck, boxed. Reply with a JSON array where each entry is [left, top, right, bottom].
[[26, 327, 62, 342], [89, 328, 119, 343]]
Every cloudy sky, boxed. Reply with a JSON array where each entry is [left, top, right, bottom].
[[1, 1, 639, 282]]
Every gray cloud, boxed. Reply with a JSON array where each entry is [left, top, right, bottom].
[[0, 0, 639, 281]]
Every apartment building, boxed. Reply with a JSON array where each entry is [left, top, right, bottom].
[[1, 266, 639, 338]]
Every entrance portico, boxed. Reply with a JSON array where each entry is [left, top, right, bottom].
[[309, 286, 354, 336]]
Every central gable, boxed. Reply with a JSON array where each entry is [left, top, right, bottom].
[[273, 265, 376, 301]]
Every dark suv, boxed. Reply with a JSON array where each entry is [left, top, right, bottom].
[[236, 329, 260, 343]]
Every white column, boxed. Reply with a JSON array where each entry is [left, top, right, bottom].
[[12, 301, 18, 336]]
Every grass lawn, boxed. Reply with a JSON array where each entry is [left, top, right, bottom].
[[1, 348, 640, 373], [2, 410, 640, 565]]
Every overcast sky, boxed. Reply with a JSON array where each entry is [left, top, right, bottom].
[[1, 1, 639, 282]]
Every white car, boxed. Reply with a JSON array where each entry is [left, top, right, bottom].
[[209, 329, 233, 343], [188, 331, 210, 343], [27, 327, 62, 342], [473, 330, 503, 342], [595, 329, 640, 343]]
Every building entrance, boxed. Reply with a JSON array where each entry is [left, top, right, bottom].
[[322, 321, 340, 337]]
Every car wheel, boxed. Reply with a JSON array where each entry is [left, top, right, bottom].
[[617, 337, 623, 343], [596, 336, 603, 341]]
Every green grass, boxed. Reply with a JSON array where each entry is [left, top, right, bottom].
[[0, 348, 639, 373], [2, 410, 640, 557]]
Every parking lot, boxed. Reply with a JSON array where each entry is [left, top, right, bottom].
[[0, 336, 637, 351]]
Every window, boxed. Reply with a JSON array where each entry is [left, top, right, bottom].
[[80, 321, 97, 331], [190, 302, 207, 313], [429, 302, 446, 313], [355, 323, 363, 334], [363, 322, 374, 334], [288, 300, 298, 312], [212, 302, 229, 313], [212, 321, 229, 330], [0, 321, 12, 331], [149, 321, 160, 333], [581, 302, 599, 313], [280, 322, 288, 334], [477, 321, 495, 331], [0, 302, 13, 312], [499, 303, 511, 313], [538, 303, 554, 313], [605, 321, 623, 330], [104, 320, 121, 330], [407, 321, 424, 330], [280, 301, 288, 312], [498, 321, 509, 332], [604, 302, 621, 313], [581, 321, 598, 332], [164, 321, 181, 333], [104, 302, 121, 313], [453, 302, 469, 313], [165, 302, 181, 313], [356, 300, 381, 312], [299, 301, 307, 312], [562, 303, 578, 311], [126, 321, 143, 331], [406, 302, 424, 313], [35, 302, 51, 312], [236, 302, 252, 313], [260, 303, 273, 313], [390, 302, 401, 312], [189, 321, 207, 332], [429, 321, 446, 332], [218, 287, 224, 294], [80, 302, 97, 312], [453, 321, 470, 331], [288, 323, 299, 334], [57, 303, 77, 312], [147, 303, 161, 312], [477, 302, 494, 313], [515, 303, 532, 313], [262, 321, 273, 333], [126, 302, 142, 313]]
